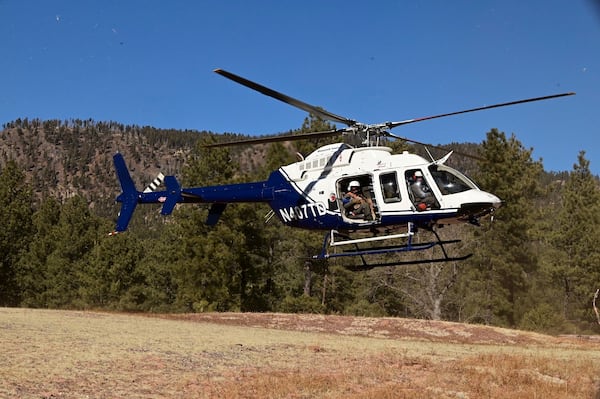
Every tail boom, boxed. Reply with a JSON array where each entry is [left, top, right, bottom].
[[112, 153, 273, 233]]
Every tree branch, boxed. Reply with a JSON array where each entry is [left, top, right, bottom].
[[593, 289, 600, 327]]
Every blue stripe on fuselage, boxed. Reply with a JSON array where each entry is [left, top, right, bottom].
[[266, 169, 341, 229]]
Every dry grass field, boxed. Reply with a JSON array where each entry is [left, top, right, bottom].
[[1, 308, 599, 398]]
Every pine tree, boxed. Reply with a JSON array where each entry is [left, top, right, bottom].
[[81, 231, 147, 310], [170, 134, 277, 312], [458, 129, 543, 326], [15, 197, 61, 307], [0, 160, 34, 306], [262, 142, 296, 176], [551, 151, 600, 330], [293, 114, 338, 156], [41, 195, 101, 308], [183, 134, 236, 186], [368, 225, 470, 320]]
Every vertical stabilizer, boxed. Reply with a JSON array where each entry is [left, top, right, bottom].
[[112, 153, 139, 233]]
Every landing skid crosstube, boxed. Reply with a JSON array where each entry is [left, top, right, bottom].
[[313, 225, 472, 270]]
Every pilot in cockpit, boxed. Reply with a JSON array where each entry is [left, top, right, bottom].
[[409, 171, 436, 211]]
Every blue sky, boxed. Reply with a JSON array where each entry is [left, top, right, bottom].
[[1, 1, 599, 174]]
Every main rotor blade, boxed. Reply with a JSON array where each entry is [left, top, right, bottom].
[[385, 132, 484, 161], [386, 92, 576, 129], [214, 69, 356, 126], [203, 129, 343, 148]]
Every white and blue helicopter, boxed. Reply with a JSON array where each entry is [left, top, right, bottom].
[[112, 69, 574, 268]]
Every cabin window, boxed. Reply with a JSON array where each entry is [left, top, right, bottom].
[[379, 173, 401, 203], [428, 165, 477, 195]]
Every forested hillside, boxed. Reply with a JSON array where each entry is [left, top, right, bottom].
[[1, 117, 599, 335], [0, 118, 203, 216]]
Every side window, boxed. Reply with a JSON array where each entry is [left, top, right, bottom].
[[380, 172, 401, 203]]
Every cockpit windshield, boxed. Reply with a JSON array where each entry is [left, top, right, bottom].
[[428, 165, 478, 195]]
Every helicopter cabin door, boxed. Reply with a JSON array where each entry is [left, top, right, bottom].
[[376, 171, 416, 214], [337, 175, 380, 223]]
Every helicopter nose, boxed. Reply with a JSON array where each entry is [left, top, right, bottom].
[[457, 191, 502, 220], [489, 193, 502, 210]]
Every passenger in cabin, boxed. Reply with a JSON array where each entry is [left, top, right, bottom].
[[383, 181, 396, 200], [409, 171, 436, 211], [381, 178, 400, 202], [343, 180, 374, 220]]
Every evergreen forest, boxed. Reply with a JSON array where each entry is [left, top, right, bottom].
[[1, 117, 599, 335]]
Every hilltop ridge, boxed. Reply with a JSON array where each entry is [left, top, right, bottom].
[[1, 118, 201, 213]]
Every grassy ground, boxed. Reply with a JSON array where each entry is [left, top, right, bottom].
[[1, 308, 599, 398]]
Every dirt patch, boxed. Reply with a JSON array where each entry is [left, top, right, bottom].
[[159, 312, 567, 345]]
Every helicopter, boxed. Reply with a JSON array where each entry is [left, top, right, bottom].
[[111, 69, 574, 268]]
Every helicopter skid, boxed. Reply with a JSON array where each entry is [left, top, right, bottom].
[[314, 226, 471, 269], [342, 251, 473, 271]]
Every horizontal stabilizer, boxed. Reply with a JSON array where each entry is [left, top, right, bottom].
[[160, 175, 181, 215]]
